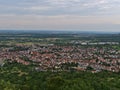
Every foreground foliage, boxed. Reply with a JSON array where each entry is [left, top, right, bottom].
[[0, 62, 120, 90]]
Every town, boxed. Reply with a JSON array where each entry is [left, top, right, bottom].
[[0, 42, 120, 73], [0, 32, 120, 90]]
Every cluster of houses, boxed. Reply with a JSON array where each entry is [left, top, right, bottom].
[[70, 41, 119, 45], [0, 44, 120, 73]]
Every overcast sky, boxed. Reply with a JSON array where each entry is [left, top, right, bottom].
[[0, 0, 120, 32]]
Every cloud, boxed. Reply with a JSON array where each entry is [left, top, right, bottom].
[[0, 0, 120, 16], [0, 0, 120, 31]]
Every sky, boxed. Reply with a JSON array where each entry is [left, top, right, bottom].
[[0, 0, 120, 32]]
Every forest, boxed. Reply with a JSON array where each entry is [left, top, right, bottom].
[[0, 61, 120, 90]]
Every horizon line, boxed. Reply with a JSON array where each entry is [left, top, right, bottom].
[[0, 29, 119, 34]]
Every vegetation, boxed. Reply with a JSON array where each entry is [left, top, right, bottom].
[[0, 61, 120, 90]]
